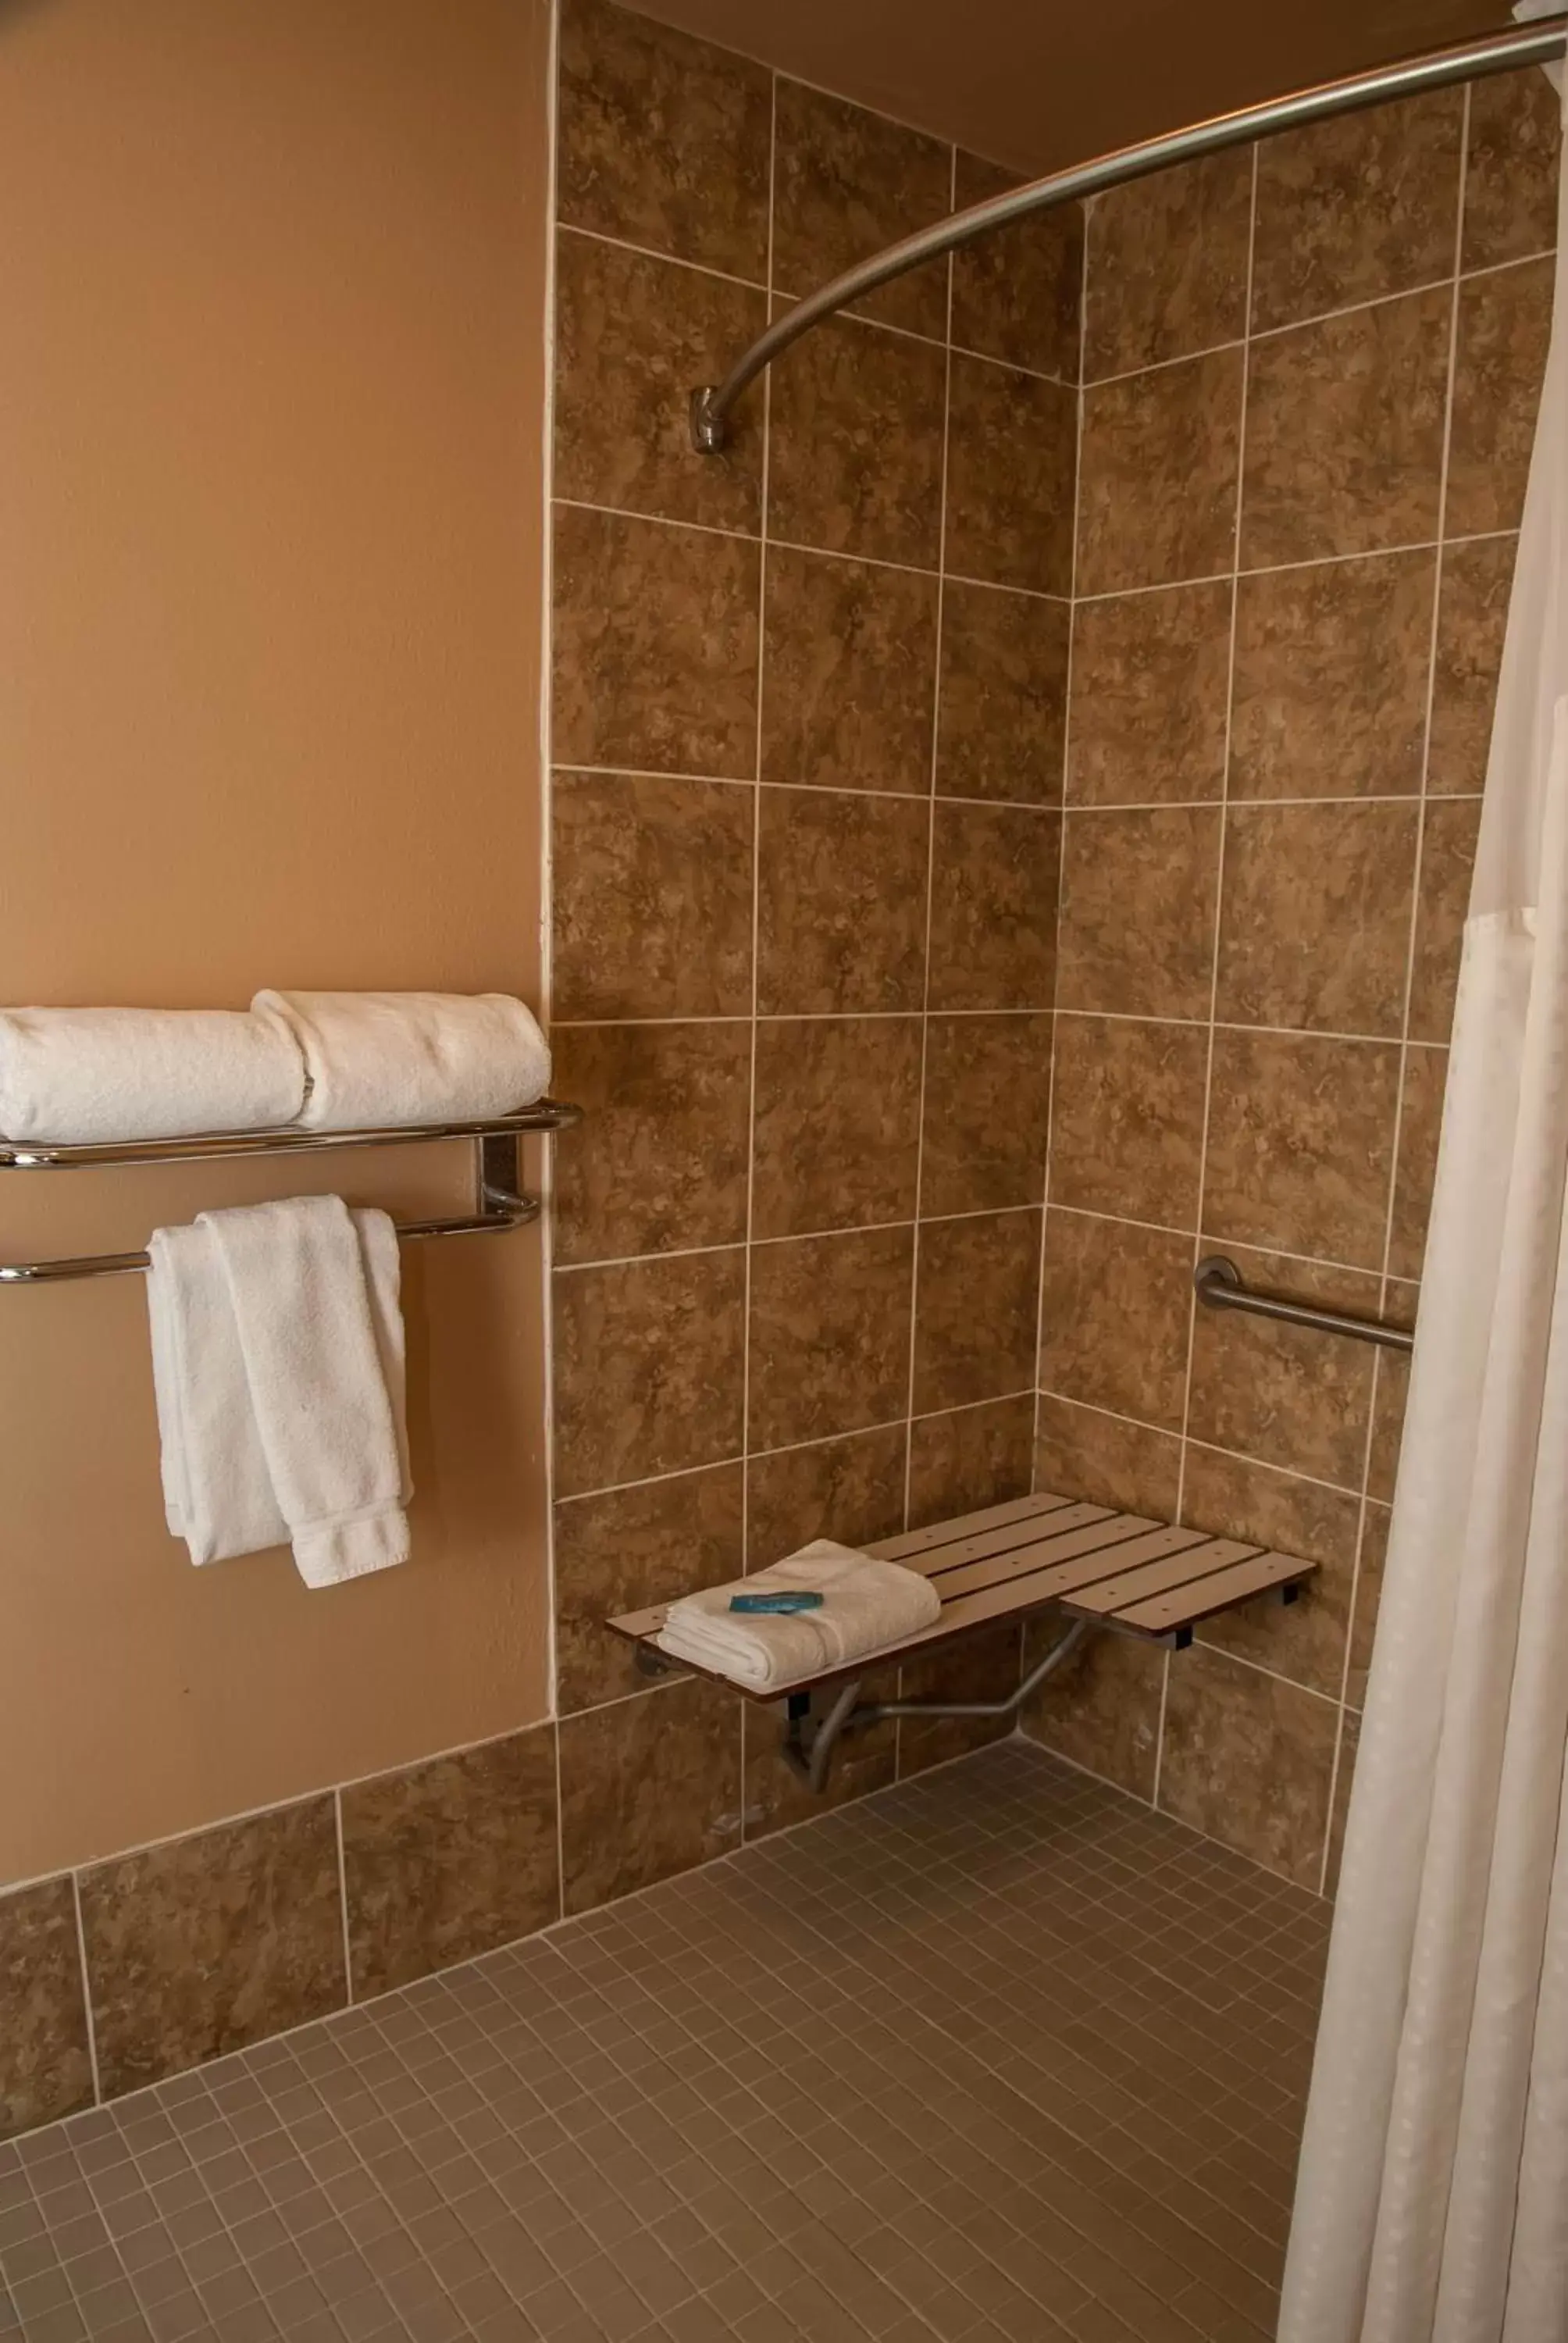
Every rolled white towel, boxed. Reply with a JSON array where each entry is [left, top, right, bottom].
[[252, 990, 550, 1131], [0, 1005, 306, 1146], [656, 1540, 941, 1692]]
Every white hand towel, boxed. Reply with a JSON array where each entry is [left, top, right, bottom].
[[655, 1540, 941, 1692], [147, 1197, 412, 1585], [0, 1006, 305, 1145], [251, 990, 550, 1130]]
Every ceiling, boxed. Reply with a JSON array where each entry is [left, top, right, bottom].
[[624, 0, 1523, 173]]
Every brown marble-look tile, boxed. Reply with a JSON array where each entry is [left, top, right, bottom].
[[1429, 534, 1516, 795], [340, 1726, 561, 2002], [554, 232, 765, 533], [558, 1678, 742, 1917], [757, 787, 930, 1016], [1368, 1327, 1414, 1503], [1021, 1627, 1166, 1801], [1181, 1445, 1357, 1699], [552, 771, 754, 1022], [0, 1878, 94, 2140], [552, 505, 759, 777], [1084, 148, 1253, 380], [1464, 66, 1562, 273], [79, 1802, 345, 2101], [1216, 801, 1420, 1038], [1160, 1646, 1338, 1888], [1447, 258, 1555, 541], [952, 152, 1082, 381], [1056, 806, 1221, 1018], [772, 80, 950, 339], [552, 1022, 751, 1266], [1389, 1044, 1449, 1283], [553, 1250, 746, 1497], [1230, 551, 1436, 801], [751, 1015, 923, 1239], [1038, 1211, 1193, 1432], [761, 547, 939, 794], [1049, 1014, 1207, 1227], [945, 355, 1077, 596], [1033, 1395, 1183, 1516], [1188, 1249, 1381, 1491], [768, 313, 946, 569], [926, 801, 1060, 1011], [1347, 1502, 1391, 1711], [1241, 287, 1451, 567], [936, 580, 1070, 805], [556, 0, 768, 271], [919, 1013, 1053, 1218], [1067, 580, 1231, 808], [1251, 91, 1463, 333], [1409, 798, 1482, 1045], [1079, 347, 1243, 595], [898, 1624, 1022, 1774], [907, 1393, 1037, 1526], [748, 1225, 914, 1453], [1205, 1029, 1401, 1269], [742, 1687, 897, 1840], [747, 1424, 907, 1564], [913, 1208, 1042, 1414], [554, 1462, 746, 1710], [1326, 1706, 1361, 1895]]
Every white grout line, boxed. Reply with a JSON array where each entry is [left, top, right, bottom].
[[1028, 189, 1091, 1535], [332, 1789, 355, 2008], [539, 0, 565, 1766], [69, 1873, 102, 2110], [737, 66, 779, 1650], [1315, 83, 1476, 1899], [899, 149, 957, 1557], [1161, 142, 1260, 1818]]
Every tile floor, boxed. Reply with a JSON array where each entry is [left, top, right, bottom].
[[0, 1742, 1330, 2343]]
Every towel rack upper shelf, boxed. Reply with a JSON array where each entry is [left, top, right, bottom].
[[0, 1102, 583, 1285]]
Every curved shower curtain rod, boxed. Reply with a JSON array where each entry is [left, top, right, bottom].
[[690, 15, 1567, 453]]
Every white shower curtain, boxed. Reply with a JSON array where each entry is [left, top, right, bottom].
[[1278, 82, 1568, 2343]]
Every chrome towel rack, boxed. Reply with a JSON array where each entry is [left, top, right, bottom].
[[0, 1104, 582, 1285], [1195, 1255, 1413, 1353]]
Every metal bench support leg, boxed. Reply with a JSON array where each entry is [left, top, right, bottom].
[[781, 1615, 1095, 1795]]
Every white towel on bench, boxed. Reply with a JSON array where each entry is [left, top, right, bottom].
[[655, 1540, 941, 1692]]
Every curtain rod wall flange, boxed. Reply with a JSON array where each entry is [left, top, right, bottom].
[[689, 15, 1567, 455]]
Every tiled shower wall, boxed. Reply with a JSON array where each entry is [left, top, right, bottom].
[[1021, 67, 1560, 1891], [547, 0, 1081, 1853]]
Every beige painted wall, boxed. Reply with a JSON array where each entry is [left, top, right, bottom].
[[0, 0, 554, 1882]]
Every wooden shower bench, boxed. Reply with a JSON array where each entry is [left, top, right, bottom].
[[608, 1489, 1317, 1792]]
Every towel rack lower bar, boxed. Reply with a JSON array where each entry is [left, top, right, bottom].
[[1195, 1254, 1414, 1353], [0, 1108, 580, 1286]]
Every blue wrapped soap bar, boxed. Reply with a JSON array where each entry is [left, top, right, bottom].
[[728, 1591, 826, 1614]]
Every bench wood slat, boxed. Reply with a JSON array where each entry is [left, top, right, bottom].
[[1101, 1548, 1314, 1632], [1059, 1536, 1263, 1616], [873, 1501, 1117, 1582], [872, 1492, 1074, 1563], [918, 1515, 1164, 1602]]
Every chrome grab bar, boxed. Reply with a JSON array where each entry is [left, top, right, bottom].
[[1194, 1254, 1413, 1353]]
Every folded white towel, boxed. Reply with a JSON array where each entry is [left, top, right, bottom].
[[0, 1006, 305, 1145], [147, 1196, 412, 1586], [251, 990, 550, 1131], [655, 1540, 941, 1692]]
